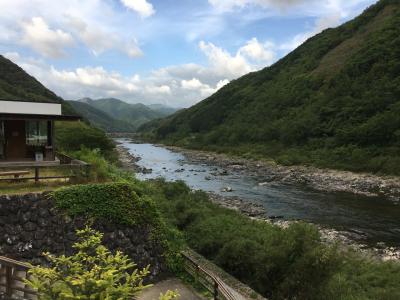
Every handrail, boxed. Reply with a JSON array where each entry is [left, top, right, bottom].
[[0, 256, 37, 299], [0, 156, 91, 183], [55, 151, 73, 164], [181, 252, 238, 300]]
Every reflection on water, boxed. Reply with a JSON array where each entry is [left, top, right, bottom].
[[120, 140, 400, 247]]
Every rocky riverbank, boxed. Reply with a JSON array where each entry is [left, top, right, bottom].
[[207, 192, 400, 261], [116, 141, 400, 261], [164, 146, 400, 202]]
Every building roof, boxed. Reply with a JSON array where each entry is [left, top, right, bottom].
[[0, 100, 80, 121]]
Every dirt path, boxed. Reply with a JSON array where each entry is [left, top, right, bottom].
[[138, 278, 206, 300]]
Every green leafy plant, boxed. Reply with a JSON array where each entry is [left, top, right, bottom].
[[26, 226, 151, 299], [159, 290, 180, 300], [52, 182, 186, 274]]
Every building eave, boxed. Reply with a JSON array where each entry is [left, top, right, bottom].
[[0, 113, 81, 121]]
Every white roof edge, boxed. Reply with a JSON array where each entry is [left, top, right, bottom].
[[0, 100, 62, 116]]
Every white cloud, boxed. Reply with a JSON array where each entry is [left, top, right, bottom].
[[199, 38, 276, 79], [238, 38, 275, 64], [20, 17, 74, 58], [66, 16, 143, 57], [199, 41, 252, 78], [4, 38, 260, 107], [208, 0, 311, 12], [121, 0, 155, 18], [146, 85, 171, 95], [0, 1, 144, 59], [181, 78, 206, 90], [280, 11, 342, 51]]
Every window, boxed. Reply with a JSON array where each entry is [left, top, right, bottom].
[[0, 121, 4, 158], [26, 121, 48, 146]]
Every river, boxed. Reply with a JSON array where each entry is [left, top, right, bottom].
[[119, 139, 400, 248]]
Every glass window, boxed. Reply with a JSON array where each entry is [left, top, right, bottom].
[[26, 121, 48, 146], [0, 121, 4, 158]]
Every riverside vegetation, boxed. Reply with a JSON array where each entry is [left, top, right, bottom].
[[53, 128, 400, 300], [139, 0, 400, 176], [1, 4, 399, 297]]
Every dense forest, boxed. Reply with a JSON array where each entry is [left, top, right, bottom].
[[140, 0, 400, 175], [77, 97, 177, 131], [67, 100, 137, 132]]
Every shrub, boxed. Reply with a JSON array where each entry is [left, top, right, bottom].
[[150, 179, 400, 299], [26, 226, 151, 299], [53, 182, 159, 226], [72, 147, 113, 182], [52, 182, 186, 274], [55, 121, 117, 161]]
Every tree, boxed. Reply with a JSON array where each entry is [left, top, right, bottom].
[[26, 226, 178, 300]]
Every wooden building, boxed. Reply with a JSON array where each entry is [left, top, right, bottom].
[[0, 100, 79, 165]]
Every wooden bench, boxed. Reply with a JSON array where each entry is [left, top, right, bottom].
[[0, 171, 30, 179]]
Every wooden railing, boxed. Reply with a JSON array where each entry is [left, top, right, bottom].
[[181, 252, 238, 300], [0, 153, 90, 183], [0, 256, 36, 299]]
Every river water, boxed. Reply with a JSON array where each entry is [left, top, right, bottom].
[[120, 140, 400, 247]]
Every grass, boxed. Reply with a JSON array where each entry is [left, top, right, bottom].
[[0, 180, 74, 195]]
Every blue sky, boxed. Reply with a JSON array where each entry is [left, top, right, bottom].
[[0, 0, 378, 107]]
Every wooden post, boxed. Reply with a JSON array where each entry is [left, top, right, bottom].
[[196, 264, 200, 284], [5, 265, 12, 297], [34, 167, 39, 183], [214, 281, 218, 300], [85, 164, 90, 181]]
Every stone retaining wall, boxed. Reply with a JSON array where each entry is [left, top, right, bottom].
[[0, 192, 167, 280]]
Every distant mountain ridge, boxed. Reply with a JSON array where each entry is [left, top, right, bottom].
[[0, 55, 76, 115], [67, 100, 136, 132], [139, 0, 400, 175], [74, 97, 178, 132]]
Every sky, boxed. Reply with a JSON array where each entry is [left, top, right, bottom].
[[0, 0, 378, 108]]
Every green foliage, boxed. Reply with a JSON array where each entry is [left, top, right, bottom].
[[159, 290, 180, 300], [71, 147, 114, 182], [67, 100, 137, 133], [80, 98, 172, 131], [52, 181, 186, 273], [25, 226, 151, 299], [55, 121, 117, 162], [140, 0, 400, 175], [150, 179, 400, 299], [53, 182, 159, 226]]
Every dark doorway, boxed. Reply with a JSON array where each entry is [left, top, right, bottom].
[[4, 120, 26, 159]]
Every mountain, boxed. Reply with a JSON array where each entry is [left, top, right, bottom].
[[139, 0, 400, 175], [0, 55, 76, 115], [147, 104, 180, 116], [67, 100, 136, 132], [77, 98, 176, 130]]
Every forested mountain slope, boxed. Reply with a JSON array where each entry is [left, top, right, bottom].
[[67, 100, 136, 132], [0, 55, 76, 115], [139, 0, 400, 175], [79, 98, 170, 130]]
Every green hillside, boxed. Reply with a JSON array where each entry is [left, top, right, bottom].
[[67, 100, 136, 132], [147, 103, 180, 116], [0, 55, 76, 115], [80, 98, 172, 130], [140, 0, 400, 175]]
